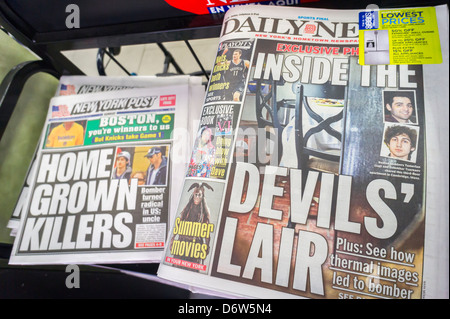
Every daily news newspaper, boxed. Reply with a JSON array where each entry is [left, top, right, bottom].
[[158, 5, 449, 299], [9, 76, 204, 264]]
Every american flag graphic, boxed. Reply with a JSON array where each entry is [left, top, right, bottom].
[[59, 84, 76, 95], [52, 105, 70, 118]]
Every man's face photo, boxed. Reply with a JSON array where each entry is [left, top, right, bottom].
[[116, 156, 128, 169], [63, 121, 75, 130], [386, 96, 414, 123], [232, 50, 241, 63], [193, 188, 203, 205], [387, 133, 415, 160], [148, 152, 160, 166]]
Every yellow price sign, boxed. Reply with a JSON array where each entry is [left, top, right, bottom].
[[359, 7, 442, 65]]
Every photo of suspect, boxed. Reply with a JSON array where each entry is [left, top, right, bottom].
[[383, 90, 417, 125], [381, 124, 419, 163]]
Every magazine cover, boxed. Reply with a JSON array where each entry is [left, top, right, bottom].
[[158, 4, 449, 299], [9, 83, 200, 264]]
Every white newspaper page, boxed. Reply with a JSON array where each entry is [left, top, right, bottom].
[[158, 4, 449, 299], [55, 75, 198, 96], [9, 85, 192, 264], [7, 75, 204, 237]]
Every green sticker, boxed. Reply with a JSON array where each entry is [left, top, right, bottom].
[[359, 7, 442, 65]]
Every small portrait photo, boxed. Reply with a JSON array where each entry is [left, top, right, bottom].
[[381, 123, 420, 163], [111, 148, 133, 183], [111, 145, 169, 186], [45, 120, 86, 148], [383, 90, 418, 125], [216, 41, 252, 102], [187, 126, 216, 178], [142, 145, 169, 186]]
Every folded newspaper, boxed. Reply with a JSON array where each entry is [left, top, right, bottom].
[[7, 75, 204, 236], [157, 5, 449, 299], [8, 75, 204, 264]]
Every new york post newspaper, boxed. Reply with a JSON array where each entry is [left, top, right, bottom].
[[7, 75, 204, 238], [9, 81, 203, 265], [158, 4, 449, 299]]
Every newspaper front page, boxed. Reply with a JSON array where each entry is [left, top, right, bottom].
[[9, 81, 202, 264], [158, 4, 449, 299], [7, 75, 204, 235]]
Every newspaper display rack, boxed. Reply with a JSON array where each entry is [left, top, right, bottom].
[[157, 4, 449, 299], [8, 75, 204, 264]]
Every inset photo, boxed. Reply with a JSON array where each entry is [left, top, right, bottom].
[[364, 30, 390, 65], [383, 90, 418, 125], [45, 120, 86, 148], [141, 145, 169, 186], [111, 145, 170, 186], [381, 123, 420, 163]]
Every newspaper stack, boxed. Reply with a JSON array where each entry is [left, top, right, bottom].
[[8, 75, 205, 264], [157, 5, 449, 299]]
